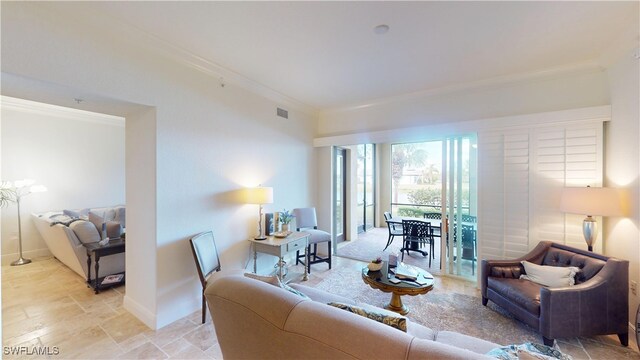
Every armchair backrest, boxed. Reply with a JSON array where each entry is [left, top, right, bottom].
[[293, 208, 318, 230], [383, 212, 392, 221], [190, 231, 221, 286]]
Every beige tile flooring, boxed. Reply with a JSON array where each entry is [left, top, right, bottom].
[[3, 254, 639, 359], [2, 257, 222, 359]]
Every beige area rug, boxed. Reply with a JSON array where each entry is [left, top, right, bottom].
[[309, 265, 537, 346], [307, 265, 640, 359], [337, 228, 441, 269], [337, 227, 477, 276]]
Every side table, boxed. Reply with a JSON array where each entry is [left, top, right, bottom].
[[84, 238, 126, 294], [248, 232, 310, 282]]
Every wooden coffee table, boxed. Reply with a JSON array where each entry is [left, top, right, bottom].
[[361, 261, 434, 315]]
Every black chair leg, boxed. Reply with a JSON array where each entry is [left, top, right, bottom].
[[201, 291, 206, 324], [542, 337, 554, 347], [383, 234, 394, 251], [296, 250, 301, 265], [328, 241, 332, 269]]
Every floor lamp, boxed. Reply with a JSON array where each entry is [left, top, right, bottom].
[[11, 179, 47, 266], [559, 186, 623, 252]]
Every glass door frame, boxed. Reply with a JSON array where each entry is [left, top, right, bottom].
[[333, 147, 347, 243], [356, 144, 376, 233]]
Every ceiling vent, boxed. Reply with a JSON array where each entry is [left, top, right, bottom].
[[277, 107, 288, 119]]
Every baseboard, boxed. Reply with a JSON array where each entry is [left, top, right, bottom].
[[123, 295, 156, 330], [1, 248, 51, 266]]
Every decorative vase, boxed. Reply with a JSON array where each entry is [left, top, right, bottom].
[[282, 223, 290, 232], [368, 262, 383, 271]]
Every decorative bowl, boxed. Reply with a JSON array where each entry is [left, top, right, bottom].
[[368, 262, 383, 271]]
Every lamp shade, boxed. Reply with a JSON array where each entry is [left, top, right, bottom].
[[559, 187, 623, 217], [244, 187, 273, 205]]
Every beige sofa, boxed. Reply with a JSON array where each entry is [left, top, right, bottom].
[[31, 206, 125, 279], [205, 275, 500, 359]]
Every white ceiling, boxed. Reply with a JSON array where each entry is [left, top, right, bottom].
[[57, 1, 638, 110]]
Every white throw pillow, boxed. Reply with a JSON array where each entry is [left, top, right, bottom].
[[520, 261, 580, 288]]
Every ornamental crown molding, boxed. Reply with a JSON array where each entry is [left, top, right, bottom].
[[1, 96, 125, 127]]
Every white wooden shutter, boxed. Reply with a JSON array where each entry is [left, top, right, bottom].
[[478, 121, 604, 260]]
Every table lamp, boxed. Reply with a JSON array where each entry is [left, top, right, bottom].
[[11, 179, 48, 266], [244, 186, 273, 240], [559, 186, 623, 252]]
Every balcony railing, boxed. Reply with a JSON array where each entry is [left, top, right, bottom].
[[391, 202, 470, 218]]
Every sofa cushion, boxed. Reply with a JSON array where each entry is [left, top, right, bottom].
[[328, 302, 407, 332], [520, 261, 579, 288], [305, 228, 331, 245], [63, 208, 89, 219], [69, 220, 101, 244], [541, 248, 605, 284], [487, 277, 542, 315], [289, 283, 356, 305], [436, 331, 501, 355], [113, 206, 126, 228], [243, 273, 310, 299]]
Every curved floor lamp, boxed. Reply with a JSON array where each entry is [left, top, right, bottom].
[[11, 179, 47, 266]]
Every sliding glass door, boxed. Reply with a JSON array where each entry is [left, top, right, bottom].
[[442, 135, 477, 278], [390, 136, 477, 279]]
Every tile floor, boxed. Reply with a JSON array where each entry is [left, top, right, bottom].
[[2, 257, 222, 359], [3, 254, 638, 359]]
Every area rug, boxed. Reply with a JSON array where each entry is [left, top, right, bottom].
[[309, 265, 540, 346], [337, 227, 444, 273]]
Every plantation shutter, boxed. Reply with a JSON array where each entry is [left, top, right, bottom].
[[478, 121, 604, 261]]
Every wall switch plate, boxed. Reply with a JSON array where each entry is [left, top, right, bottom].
[[631, 280, 637, 296]]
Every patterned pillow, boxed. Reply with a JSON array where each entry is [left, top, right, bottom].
[[243, 273, 309, 299], [327, 302, 407, 332], [486, 342, 571, 360]]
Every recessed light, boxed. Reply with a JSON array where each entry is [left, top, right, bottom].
[[374, 24, 390, 35]]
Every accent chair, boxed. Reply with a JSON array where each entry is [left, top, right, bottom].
[[293, 207, 332, 273], [189, 230, 221, 324]]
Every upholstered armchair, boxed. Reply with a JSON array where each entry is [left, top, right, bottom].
[[481, 241, 628, 347], [293, 207, 332, 273]]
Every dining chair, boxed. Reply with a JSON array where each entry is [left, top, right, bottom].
[[293, 207, 331, 273], [189, 231, 221, 324], [422, 212, 442, 240], [383, 212, 403, 250], [401, 219, 434, 267], [460, 225, 477, 275]]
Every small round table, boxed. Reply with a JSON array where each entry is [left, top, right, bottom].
[[361, 261, 434, 315]]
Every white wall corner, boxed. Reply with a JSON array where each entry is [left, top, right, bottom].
[[123, 295, 157, 330], [598, 19, 640, 68]]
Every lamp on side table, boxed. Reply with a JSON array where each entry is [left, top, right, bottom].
[[244, 186, 273, 240], [559, 185, 624, 252]]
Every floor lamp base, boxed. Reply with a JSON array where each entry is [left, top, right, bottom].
[[11, 257, 31, 266]]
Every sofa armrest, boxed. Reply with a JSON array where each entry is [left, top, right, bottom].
[[539, 258, 629, 339]]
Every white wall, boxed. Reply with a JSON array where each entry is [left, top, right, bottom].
[[604, 46, 640, 326], [1, 3, 317, 329], [0, 98, 125, 264], [318, 69, 609, 137]]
